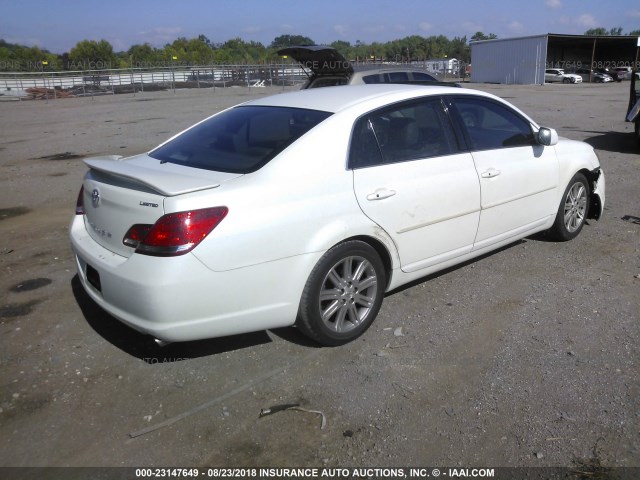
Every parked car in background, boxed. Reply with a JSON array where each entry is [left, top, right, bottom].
[[70, 84, 605, 346], [351, 68, 441, 85], [614, 67, 633, 81], [572, 68, 614, 83], [545, 68, 582, 84], [595, 68, 621, 82], [278, 45, 452, 89], [593, 70, 614, 83]]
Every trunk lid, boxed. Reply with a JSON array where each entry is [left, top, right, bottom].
[[277, 45, 353, 77], [81, 154, 240, 257]]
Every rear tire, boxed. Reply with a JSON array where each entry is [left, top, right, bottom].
[[548, 173, 590, 241], [297, 241, 386, 346]]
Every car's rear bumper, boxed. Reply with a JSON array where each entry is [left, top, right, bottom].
[[70, 216, 317, 342]]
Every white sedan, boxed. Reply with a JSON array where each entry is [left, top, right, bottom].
[[70, 84, 605, 346], [545, 68, 583, 84]]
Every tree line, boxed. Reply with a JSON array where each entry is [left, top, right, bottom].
[[1, 27, 638, 72], [585, 27, 640, 36], [0, 33, 476, 72]]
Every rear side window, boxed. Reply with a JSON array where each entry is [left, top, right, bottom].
[[349, 98, 459, 168], [308, 77, 348, 88], [385, 71, 409, 82], [451, 97, 534, 151], [361, 71, 438, 84], [362, 74, 383, 84], [150, 106, 332, 173], [411, 72, 438, 82]]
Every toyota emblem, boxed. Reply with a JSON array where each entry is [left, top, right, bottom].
[[91, 188, 100, 207]]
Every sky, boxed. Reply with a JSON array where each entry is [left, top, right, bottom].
[[1, 0, 639, 53]]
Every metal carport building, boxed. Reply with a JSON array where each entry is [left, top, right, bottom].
[[470, 34, 640, 84]]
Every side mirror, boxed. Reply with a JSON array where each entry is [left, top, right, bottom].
[[537, 127, 559, 146]]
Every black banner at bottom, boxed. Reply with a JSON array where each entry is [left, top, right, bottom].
[[1, 467, 639, 480]]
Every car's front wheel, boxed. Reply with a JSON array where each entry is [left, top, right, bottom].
[[548, 173, 590, 241], [297, 241, 386, 346], [563, 77, 571, 84]]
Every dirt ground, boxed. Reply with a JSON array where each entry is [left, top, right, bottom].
[[0, 82, 638, 474]]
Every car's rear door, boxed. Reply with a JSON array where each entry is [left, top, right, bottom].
[[351, 97, 481, 273]]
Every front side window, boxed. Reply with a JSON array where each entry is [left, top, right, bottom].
[[150, 106, 332, 173], [349, 98, 459, 169], [451, 97, 534, 151]]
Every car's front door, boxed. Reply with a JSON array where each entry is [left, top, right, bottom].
[[545, 69, 562, 83], [351, 97, 481, 273], [449, 96, 559, 251]]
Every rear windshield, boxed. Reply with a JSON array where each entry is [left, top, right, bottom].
[[149, 106, 332, 173]]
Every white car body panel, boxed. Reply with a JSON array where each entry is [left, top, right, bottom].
[[82, 170, 166, 257], [353, 152, 480, 273], [553, 138, 605, 220], [71, 217, 324, 341], [69, 84, 605, 343], [471, 144, 558, 245]]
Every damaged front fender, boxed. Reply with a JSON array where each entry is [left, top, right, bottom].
[[587, 167, 605, 220]]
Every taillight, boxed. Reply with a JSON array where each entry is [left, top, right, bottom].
[[75, 186, 85, 215], [122, 224, 152, 248], [123, 207, 228, 256]]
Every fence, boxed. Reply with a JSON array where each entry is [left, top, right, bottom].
[[0, 61, 468, 101], [0, 63, 310, 100]]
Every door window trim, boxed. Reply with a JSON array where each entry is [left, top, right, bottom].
[[446, 95, 536, 152], [348, 96, 463, 170]]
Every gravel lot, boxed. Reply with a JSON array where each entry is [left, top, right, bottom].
[[0, 82, 638, 475]]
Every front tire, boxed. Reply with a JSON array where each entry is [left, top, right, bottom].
[[548, 173, 590, 241], [297, 241, 386, 346], [563, 77, 570, 84]]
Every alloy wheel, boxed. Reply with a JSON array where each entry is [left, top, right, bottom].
[[564, 182, 587, 232], [318, 255, 378, 333]]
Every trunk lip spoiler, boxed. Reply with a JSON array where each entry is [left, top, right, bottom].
[[83, 156, 222, 196]]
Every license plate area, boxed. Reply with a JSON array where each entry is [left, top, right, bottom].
[[86, 264, 102, 292]]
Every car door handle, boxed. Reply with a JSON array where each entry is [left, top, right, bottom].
[[480, 168, 501, 178], [366, 189, 396, 201]]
